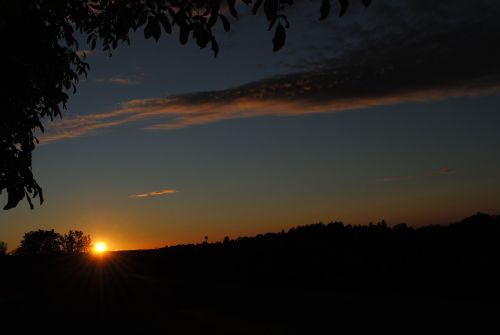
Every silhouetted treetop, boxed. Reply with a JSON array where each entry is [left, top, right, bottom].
[[62, 230, 92, 254], [0, 0, 371, 210], [14, 229, 92, 255], [14, 230, 64, 256]]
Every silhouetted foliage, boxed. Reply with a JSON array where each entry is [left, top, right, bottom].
[[61, 230, 92, 254], [14, 229, 92, 255], [0, 241, 7, 256], [0, 0, 372, 210], [14, 229, 63, 256]]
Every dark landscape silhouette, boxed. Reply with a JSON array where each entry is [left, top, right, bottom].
[[1, 1, 499, 334], [1, 213, 499, 334]]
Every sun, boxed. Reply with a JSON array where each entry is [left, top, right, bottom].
[[93, 242, 107, 254]]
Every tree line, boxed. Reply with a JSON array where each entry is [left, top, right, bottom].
[[1, 212, 498, 333], [0, 229, 91, 256], [2, 212, 498, 261]]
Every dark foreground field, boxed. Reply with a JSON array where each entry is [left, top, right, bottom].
[[1, 213, 499, 334]]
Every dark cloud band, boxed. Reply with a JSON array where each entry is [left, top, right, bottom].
[[42, 0, 500, 142]]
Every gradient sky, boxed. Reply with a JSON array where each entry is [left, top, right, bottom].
[[2, 0, 500, 251]]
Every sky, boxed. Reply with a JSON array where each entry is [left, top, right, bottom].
[[1, 0, 500, 251]]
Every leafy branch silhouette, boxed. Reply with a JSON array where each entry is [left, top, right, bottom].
[[0, 0, 371, 210]]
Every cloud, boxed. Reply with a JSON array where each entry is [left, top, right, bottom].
[[382, 176, 414, 183], [382, 167, 455, 182], [128, 188, 177, 199], [76, 49, 93, 58], [40, 0, 500, 143], [427, 168, 455, 176], [97, 75, 144, 85]]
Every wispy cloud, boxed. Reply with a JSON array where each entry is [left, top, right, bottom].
[[40, 83, 499, 144], [427, 168, 455, 176], [97, 74, 144, 85], [40, 0, 500, 143], [382, 168, 455, 182], [382, 176, 414, 183], [128, 188, 177, 199], [76, 49, 93, 58]]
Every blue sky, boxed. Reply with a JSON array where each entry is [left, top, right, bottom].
[[1, 0, 500, 250]]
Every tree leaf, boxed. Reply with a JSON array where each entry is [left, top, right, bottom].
[[158, 13, 172, 34], [196, 27, 210, 49], [219, 14, 230, 32], [137, 11, 148, 27], [320, 0, 330, 20], [208, 3, 220, 27], [264, 0, 278, 21], [268, 16, 278, 31], [228, 0, 238, 18], [282, 15, 291, 28], [86, 33, 94, 44], [211, 36, 219, 57], [339, 0, 349, 17], [179, 25, 190, 45], [253, 0, 264, 15], [272, 22, 286, 52], [144, 16, 161, 42]]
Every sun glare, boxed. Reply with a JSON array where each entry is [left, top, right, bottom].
[[93, 242, 107, 254]]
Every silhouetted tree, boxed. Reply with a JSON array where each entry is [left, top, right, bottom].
[[0, 241, 7, 256], [61, 230, 92, 254], [14, 229, 63, 255], [0, 0, 372, 210]]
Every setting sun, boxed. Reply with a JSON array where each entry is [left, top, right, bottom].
[[93, 242, 107, 254]]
